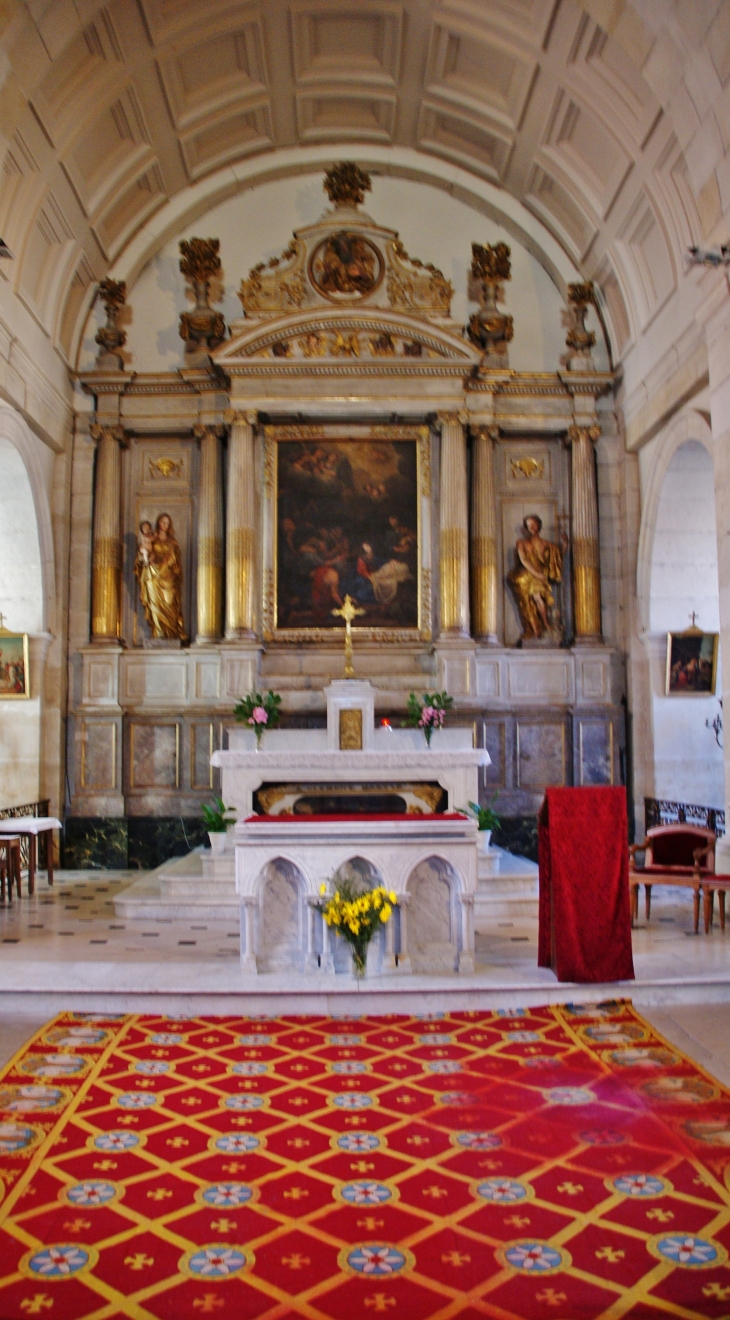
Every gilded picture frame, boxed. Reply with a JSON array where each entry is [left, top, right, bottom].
[[665, 630, 719, 695], [0, 632, 30, 699], [262, 423, 432, 643]]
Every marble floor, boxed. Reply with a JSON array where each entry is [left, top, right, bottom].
[[0, 870, 727, 1086], [0, 869, 728, 1009]]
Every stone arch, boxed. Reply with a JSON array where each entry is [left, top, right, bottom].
[[0, 403, 54, 635], [405, 855, 461, 974], [257, 857, 308, 974]]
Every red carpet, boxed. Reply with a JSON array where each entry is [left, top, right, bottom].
[[1, 1003, 729, 1318]]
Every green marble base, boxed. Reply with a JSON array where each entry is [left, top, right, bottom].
[[63, 818, 207, 870]]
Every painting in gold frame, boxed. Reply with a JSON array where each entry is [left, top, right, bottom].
[[0, 632, 29, 699], [263, 424, 431, 643], [665, 630, 718, 695]]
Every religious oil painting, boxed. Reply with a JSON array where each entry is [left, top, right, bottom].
[[309, 231, 383, 301], [0, 633, 29, 698], [276, 438, 419, 632], [665, 630, 718, 695]]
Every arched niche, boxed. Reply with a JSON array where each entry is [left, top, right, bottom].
[[0, 414, 47, 806], [329, 856, 386, 974], [406, 856, 461, 973], [648, 439, 722, 808], [258, 858, 307, 974]]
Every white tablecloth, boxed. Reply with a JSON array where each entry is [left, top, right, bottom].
[[0, 817, 62, 834]]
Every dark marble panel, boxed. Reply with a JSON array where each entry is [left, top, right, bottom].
[[127, 817, 207, 870], [493, 815, 538, 863], [62, 818, 128, 870]]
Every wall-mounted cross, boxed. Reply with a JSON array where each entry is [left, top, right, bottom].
[[689, 611, 699, 628]]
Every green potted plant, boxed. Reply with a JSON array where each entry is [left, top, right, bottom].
[[201, 797, 236, 854], [467, 796, 500, 854]]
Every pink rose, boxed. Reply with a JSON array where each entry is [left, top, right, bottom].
[[249, 706, 268, 725]]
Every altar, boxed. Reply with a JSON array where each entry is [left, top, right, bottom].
[[211, 680, 488, 976]]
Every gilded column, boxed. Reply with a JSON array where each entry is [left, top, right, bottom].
[[225, 411, 257, 639], [194, 425, 224, 642], [89, 423, 125, 642], [471, 425, 499, 643], [439, 411, 470, 636], [568, 424, 602, 641]]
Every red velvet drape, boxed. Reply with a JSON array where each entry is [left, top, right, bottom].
[[538, 786, 635, 983]]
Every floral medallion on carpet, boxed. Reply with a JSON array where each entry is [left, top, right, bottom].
[[0, 1002, 729, 1319]]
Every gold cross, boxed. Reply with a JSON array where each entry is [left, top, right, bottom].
[[332, 594, 365, 679]]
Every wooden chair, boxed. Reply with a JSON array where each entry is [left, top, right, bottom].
[[697, 875, 728, 934], [0, 836, 22, 901], [629, 824, 716, 933]]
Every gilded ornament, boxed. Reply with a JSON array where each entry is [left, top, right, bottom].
[[150, 457, 182, 479], [299, 331, 328, 356], [467, 242, 514, 360], [565, 282, 596, 356], [238, 239, 306, 315], [510, 457, 544, 480], [386, 239, 453, 315], [330, 330, 360, 357], [178, 237, 226, 359], [95, 279, 127, 368], [310, 232, 383, 301], [370, 332, 395, 356], [323, 162, 372, 208]]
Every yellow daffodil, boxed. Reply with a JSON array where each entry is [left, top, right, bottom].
[[380, 904, 392, 922], [389, 891, 397, 903]]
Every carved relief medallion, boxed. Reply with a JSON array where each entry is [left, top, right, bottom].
[[309, 232, 384, 301]]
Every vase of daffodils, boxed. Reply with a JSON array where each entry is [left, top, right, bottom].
[[317, 878, 397, 979], [234, 689, 282, 749], [404, 690, 454, 747]]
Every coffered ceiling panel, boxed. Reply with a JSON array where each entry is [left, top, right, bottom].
[[540, 89, 632, 221], [296, 92, 396, 141], [157, 17, 269, 132], [426, 20, 536, 132], [418, 103, 513, 182], [291, 1, 403, 85]]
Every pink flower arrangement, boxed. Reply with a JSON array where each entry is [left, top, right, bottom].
[[405, 690, 454, 746], [419, 705, 446, 731], [249, 706, 268, 726], [234, 688, 282, 747]]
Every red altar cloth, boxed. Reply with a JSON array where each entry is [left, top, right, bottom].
[[538, 786, 634, 983]]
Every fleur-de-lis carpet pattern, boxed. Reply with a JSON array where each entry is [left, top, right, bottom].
[[0, 1002, 729, 1318]]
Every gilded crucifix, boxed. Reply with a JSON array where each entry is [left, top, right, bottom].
[[332, 594, 365, 678]]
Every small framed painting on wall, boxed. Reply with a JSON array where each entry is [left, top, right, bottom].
[[0, 631, 29, 699], [665, 630, 718, 695]]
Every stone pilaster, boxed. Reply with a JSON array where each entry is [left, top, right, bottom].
[[438, 411, 470, 637], [225, 410, 257, 639], [568, 424, 602, 642], [471, 425, 499, 643], [89, 423, 125, 643], [194, 425, 224, 642]]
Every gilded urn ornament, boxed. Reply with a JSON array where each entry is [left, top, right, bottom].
[[467, 242, 514, 363], [565, 282, 596, 358], [94, 279, 127, 370], [178, 237, 226, 363], [323, 162, 372, 209]]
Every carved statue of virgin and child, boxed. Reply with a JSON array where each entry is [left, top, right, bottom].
[[509, 514, 568, 644], [134, 513, 187, 642]]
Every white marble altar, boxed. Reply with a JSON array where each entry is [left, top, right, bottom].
[[209, 680, 489, 976]]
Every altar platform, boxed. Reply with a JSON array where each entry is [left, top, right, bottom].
[[1, 870, 728, 1016]]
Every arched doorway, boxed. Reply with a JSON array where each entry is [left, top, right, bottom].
[[648, 440, 722, 809]]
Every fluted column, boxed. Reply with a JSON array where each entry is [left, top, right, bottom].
[[89, 423, 125, 643], [225, 410, 257, 639], [194, 425, 224, 642], [439, 411, 470, 636], [471, 425, 499, 643], [568, 424, 602, 642]]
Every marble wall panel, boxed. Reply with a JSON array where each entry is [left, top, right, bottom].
[[191, 722, 215, 790], [577, 719, 614, 786], [129, 723, 179, 788], [508, 659, 570, 700], [480, 720, 506, 789], [516, 721, 567, 790], [81, 721, 116, 791]]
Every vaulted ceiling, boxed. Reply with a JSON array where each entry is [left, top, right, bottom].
[[0, 0, 726, 368]]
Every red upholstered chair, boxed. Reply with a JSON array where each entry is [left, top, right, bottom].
[[629, 825, 715, 932]]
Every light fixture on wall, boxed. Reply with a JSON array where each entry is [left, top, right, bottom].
[[0, 239, 13, 259], [687, 245, 730, 268]]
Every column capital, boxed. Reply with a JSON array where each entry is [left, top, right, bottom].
[[566, 423, 600, 447], [89, 422, 128, 448], [471, 423, 499, 441], [224, 408, 258, 427], [437, 409, 469, 428], [193, 423, 225, 441]]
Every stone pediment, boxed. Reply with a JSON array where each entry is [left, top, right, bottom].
[[214, 307, 479, 368]]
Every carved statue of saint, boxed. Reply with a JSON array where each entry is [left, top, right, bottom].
[[509, 514, 567, 642], [135, 513, 186, 641]]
